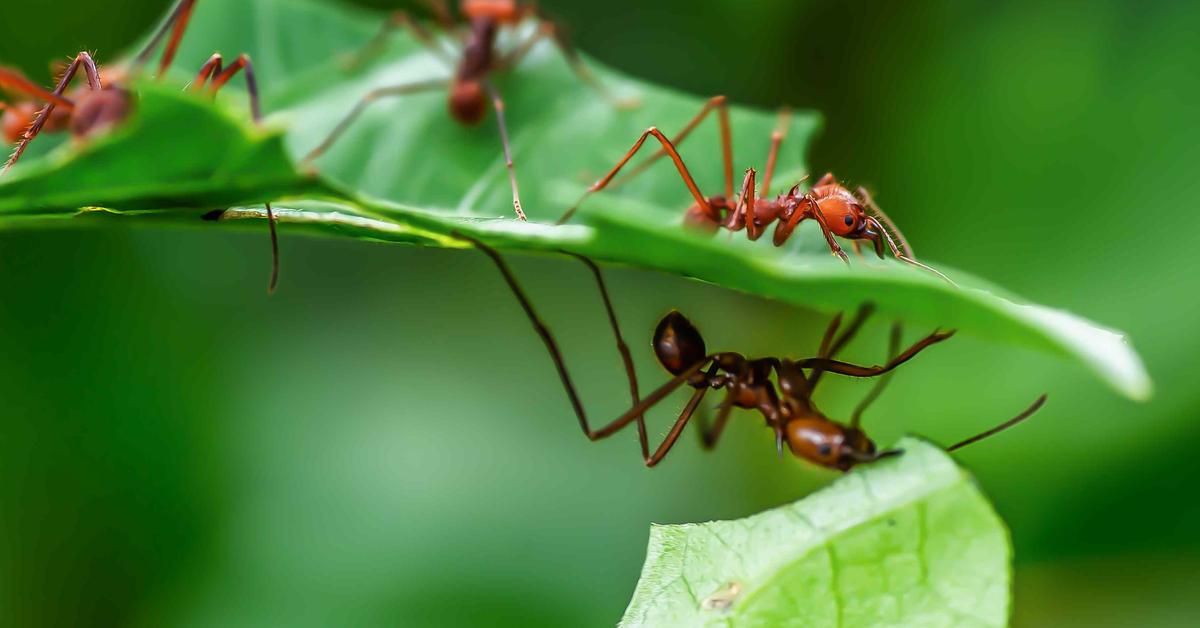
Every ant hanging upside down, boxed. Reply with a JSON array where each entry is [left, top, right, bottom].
[[556, 96, 954, 285], [302, 0, 634, 221], [0, 0, 282, 292], [459, 234, 1044, 470]]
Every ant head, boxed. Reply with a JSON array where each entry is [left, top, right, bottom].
[[2, 101, 38, 144], [653, 311, 707, 375], [70, 88, 132, 141], [784, 417, 878, 471], [461, 0, 520, 23], [449, 80, 488, 126], [819, 196, 871, 239]]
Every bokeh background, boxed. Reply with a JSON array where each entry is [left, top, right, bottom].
[[1, 0, 1197, 626]]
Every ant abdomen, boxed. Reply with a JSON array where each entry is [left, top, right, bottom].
[[653, 311, 707, 376], [449, 81, 487, 125]]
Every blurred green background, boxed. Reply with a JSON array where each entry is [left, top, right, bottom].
[[1, 0, 1197, 626]]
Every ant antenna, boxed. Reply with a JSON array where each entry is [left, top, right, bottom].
[[945, 395, 1047, 452]]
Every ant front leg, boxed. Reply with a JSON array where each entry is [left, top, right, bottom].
[[803, 196, 850, 264], [557, 127, 717, 224], [3, 52, 101, 174], [193, 53, 280, 293]]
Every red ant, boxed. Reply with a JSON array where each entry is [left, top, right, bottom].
[[302, 0, 633, 221], [459, 234, 1044, 469], [0, 0, 282, 292], [555, 96, 953, 284]]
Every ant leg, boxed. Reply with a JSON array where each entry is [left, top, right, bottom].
[[795, 328, 955, 377], [760, 108, 792, 197], [343, 11, 455, 72], [809, 304, 874, 389], [457, 233, 713, 459], [734, 168, 761, 240], [502, 15, 637, 109], [557, 127, 716, 224], [3, 52, 101, 174], [191, 53, 225, 89], [802, 196, 850, 264], [561, 251, 646, 456], [301, 79, 448, 165], [132, 0, 197, 77], [697, 391, 735, 449], [482, 81, 526, 220], [194, 54, 280, 293], [945, 395, 1047, 452], [610, 95, 732, 197], [849, 322, 902, 429], [0, 68, 74, 109], [644, 385, 710, 466]]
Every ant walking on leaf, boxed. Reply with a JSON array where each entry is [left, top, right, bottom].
[[0, 0, 283, 292], [556, 96, 954, 285], [302, 0, 635, 221], [459, 234, 1044, 469]]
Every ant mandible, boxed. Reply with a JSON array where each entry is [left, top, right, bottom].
[[458, 234, 1045, 470], [302, 0, 634, 221], [555, 96, 953, 284], [0, 0, 282, 292]]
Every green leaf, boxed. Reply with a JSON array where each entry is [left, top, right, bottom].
[[621, 438, 1010, 627], [0, 0, 1151, 400]]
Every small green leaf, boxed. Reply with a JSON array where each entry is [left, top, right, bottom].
[[0, 0, 1151, 400], [621, 439, 1010, 627]]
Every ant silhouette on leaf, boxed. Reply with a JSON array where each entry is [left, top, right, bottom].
[[459, 234, 1044, 470], [303, 0, 636, 221], [557, 96, 954, 285]]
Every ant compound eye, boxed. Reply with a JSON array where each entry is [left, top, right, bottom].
[[843, 214, 855, 227]]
